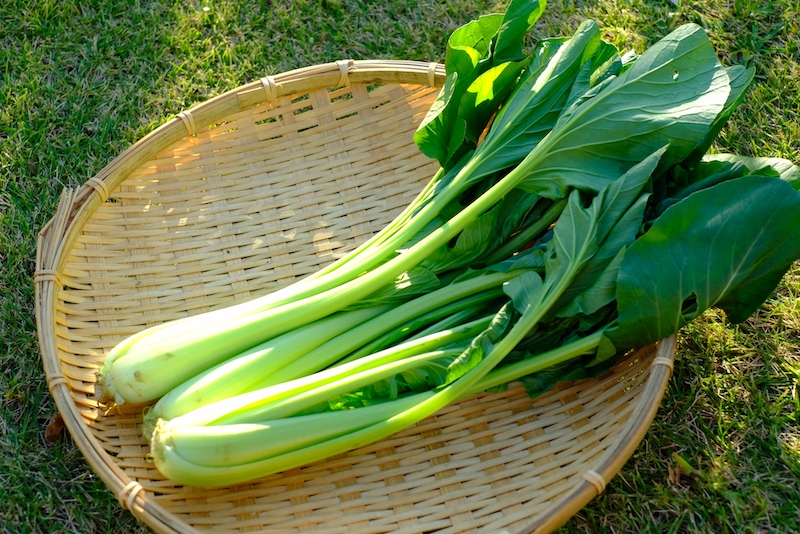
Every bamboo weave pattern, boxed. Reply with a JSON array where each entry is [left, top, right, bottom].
[[35, 61, 675, 534]]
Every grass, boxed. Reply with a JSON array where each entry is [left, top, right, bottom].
[[1, 0, 798, 532]]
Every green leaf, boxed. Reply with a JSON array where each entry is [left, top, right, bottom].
[[544, 190, 598, 283], [515, 337, 622, 397], [549, 148, 662, 317], [518, 23, 730, 199], [653, 154, 799, 218], [487, 245, 548, 274], [702, 153, 800, 190], [397, 355, 454, 391], [468, 22, 603, 185], [517, 317, 579, 353], [592, 147, 663, 243], [517, 356, 593, 397], [576, 304, 616, 333], [492, 0, 546, 63], [444, 118, 469, 168], [445, 13, 504, 75], [558, 246, 626, 318], [564, 39, 622, 112], [611, 176, 800, 348], [556, 190, 650, 311], [497, 190, 542, 242], [503, 271, 545, 314], [587, 333, 620, 365], [589, 40, 622, 87], [683, 65, 755, 168], [414, 73, 460, 163], [457, 60, 527, 146], [470, 190, 545, 265], [416, 11, 509, 167], [562, 59, 594, 111], [663, 158, 748, 203], [420, 201, 501, 272], [445, 302, 517, 383]]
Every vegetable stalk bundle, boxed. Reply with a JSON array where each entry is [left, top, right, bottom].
[[98, 0, 800, 488]]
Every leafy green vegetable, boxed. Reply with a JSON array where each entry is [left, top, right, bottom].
[[611, 176, 800, 348], [98, 0, 800, 491]]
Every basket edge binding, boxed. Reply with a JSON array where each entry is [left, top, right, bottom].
[[35, 189, 199, 534], [518, 335, 676, 534], [33, 60, 676, 534]]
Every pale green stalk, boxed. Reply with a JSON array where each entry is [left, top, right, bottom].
[[469, 330, 605, 393], [262, 273, 510, 382], [306, 168, 444, 280], [154, 394, 426, 469], [142, 305, 389, 435], [402, 306, 486, 344], [326, 292, 503, 365], [154, 331, 604, 472], [166, 315, 493, 428], [149, 297, 560, 488], [152, 209, 593, 487], [214, 348, 464, 424]]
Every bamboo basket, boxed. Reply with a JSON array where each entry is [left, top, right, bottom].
[[35, 60, 676, 534]]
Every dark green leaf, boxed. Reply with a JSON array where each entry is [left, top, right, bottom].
[[487, 245, 548, 274], [576, 304, 617, 333], [503, 270, 544, 314], [517, 357, 592, 397], [515, 342, 622, 397], [515, 316, 580, 357], [444, 118, 469, 168], [702, 153, 800, 190], [446, 302, 517, 383], [586, 333, 620, 365], [589, 40, 622, 87], [549, 148, 662, 316], [592, 147, 663, 243], [414, 73, 460, 163], [611, 176, 800, 348], [420, 200, 500, 272], [457, 60, 527, 146], [562, 59, 594, 111], [544, 190, 598, 283], [558, 246, 626, 318], [665, 158, 748, 201], [497, 190, 543, 242], [414, 0, 544, 169]]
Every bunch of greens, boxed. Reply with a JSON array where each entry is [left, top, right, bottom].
[[98, 0, 800, 488]]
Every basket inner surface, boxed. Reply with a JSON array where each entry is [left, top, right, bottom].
[[51, 78, 658, 533]]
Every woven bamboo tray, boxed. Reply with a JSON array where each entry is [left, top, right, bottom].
[[35, 60, 676, 534]]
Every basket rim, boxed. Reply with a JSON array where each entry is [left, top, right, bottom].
[[34, 59, 677, 534]]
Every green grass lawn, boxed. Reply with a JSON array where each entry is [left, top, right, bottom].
[[2, 0, 799, 532]]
